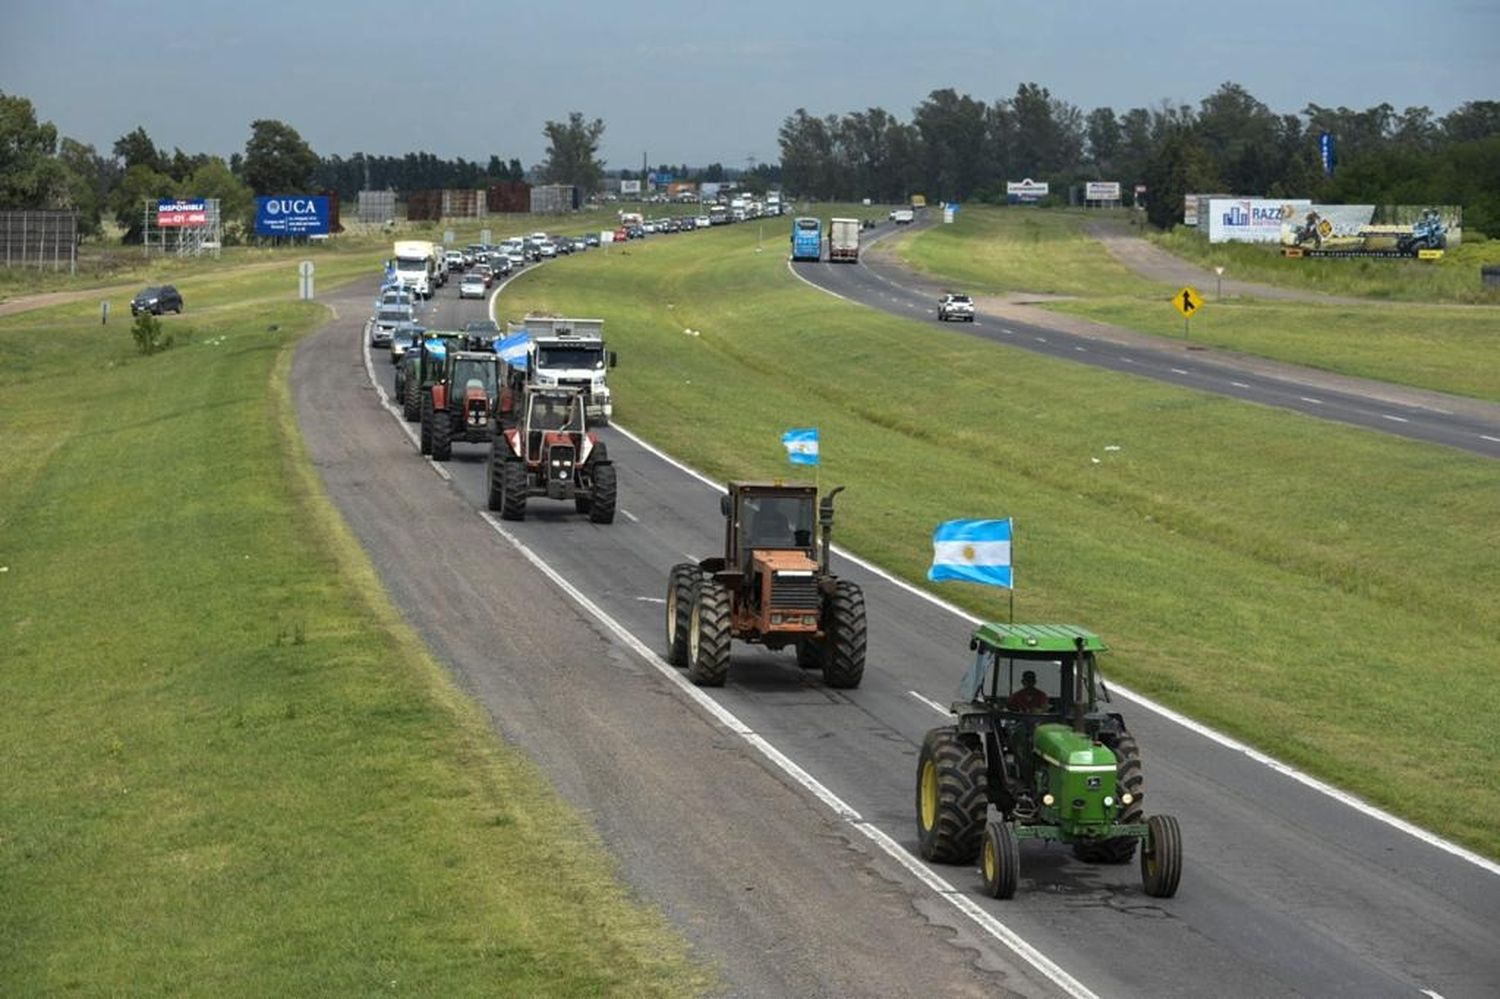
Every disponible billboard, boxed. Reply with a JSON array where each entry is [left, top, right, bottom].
[[1281, 204, 1462, 256], [254, 196, 330, 236], [158, 198, 207, 226], [1207, 198, 1311, 243]]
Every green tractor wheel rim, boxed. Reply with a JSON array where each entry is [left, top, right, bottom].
[[919, 760, 938, 831]]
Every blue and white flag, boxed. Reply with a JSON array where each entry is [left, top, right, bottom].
[[382, 261, 399, 287], [928, 518, 1013, 588], [782, 427, 820, 466], [494, 331, 531, 368]]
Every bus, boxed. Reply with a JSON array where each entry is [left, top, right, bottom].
[[790, 217, 822, 261]]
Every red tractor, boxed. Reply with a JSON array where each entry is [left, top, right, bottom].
[[487, 386, 616, 523], [420, 347, 502, 462], [666, 482, 866, 688]]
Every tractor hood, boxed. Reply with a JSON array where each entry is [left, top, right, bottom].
[[752, 550, 819, 574], [1033, 724, 1116, 772]]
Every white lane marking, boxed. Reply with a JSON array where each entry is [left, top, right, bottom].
[[1231, 381, 1251, 389], [1002, 327, 1015, 335], [1121, 357, 1136, 364], [607, 422, 1500, 880], [475, 508, 1098, 999], [1170, 368, 1190, 375], [1033, 336, 1047, 343], [1074, 346, 1087, 352], [786, 259, 853, 303], [433, 464, 452, 481], [1421, 989, 1447, 999], [1482, 434, 1500, 444], [621, 508, 640, 523], [1382, 414, 1410, 424], [909, 690, 950, 716], [636, 596, 666, 604], [1300, 396, 1325, 405]]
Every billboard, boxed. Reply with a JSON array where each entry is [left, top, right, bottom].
[[158, 199, 207, 226], [1085, 181, 1121, 201], [1281, 204, 1462, 256], [619, 179, 642, 195], [1207, 198, 1311, 243], [254, 195, 330, 236], [1006, 178, 1049, 203]]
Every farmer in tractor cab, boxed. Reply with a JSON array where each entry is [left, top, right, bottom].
[[1008, 670, 1050, 713]]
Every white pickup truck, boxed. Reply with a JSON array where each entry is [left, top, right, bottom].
[[889, 208, 915, 224]]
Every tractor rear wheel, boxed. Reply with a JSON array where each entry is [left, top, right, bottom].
[[499, 459, 528, 521], [916, 727, 986, 864], [981, 820, 1020, 899], [403, 380, 420, 422], [821, 579, 866, 689], [1074, 730, 1144, 863], [486, 442, 505, 511], [687, 578, 731, 687], [665, 564, 698, 666], [419, 397, 434, 455], [588, 463, 617, 524], [1141, 814, 1182, 898], [431, 410, 452, 461]]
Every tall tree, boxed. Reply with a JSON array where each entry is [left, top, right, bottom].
[[0, 91, 67, 209], [541, 112, 606, 192], [112, 125, 165, 173], [242, 119, 318, 194], [1085, 107, 1122, 175], [913, 88, 989, 200]]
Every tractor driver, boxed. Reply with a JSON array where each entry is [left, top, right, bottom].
[[1007, 670, 1050, 713]]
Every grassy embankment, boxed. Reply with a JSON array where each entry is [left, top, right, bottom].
[[500, 220, 1500, 859], [892, 206, 1500, 401], [0, 257, 712, 995]]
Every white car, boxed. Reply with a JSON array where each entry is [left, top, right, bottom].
[[937, 293, 975, 322], [538, 241, 557, 258], [445, 250, 465, 270], [459, 274, 487, 299], [696, 215, 710, 228]]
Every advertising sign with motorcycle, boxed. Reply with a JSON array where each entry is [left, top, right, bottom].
[[1281, 204, 1462, 258]]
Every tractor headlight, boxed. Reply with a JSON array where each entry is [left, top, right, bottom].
[[1103, 796, 1115, 808], [770, 613, 784, 625], [1042, 793, 1055, 807], [1121, 793, 1133, 806]]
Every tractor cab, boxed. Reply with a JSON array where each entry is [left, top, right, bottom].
[[721, 483, 818, 569], [522, 388, 586, 462]]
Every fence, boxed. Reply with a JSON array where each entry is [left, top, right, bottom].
[[0, 210, 78, 273]]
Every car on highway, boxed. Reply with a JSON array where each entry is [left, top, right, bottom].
[[459, 273, 488, 299], [538, 241, 558, 258], [937, 293, 975, 322], [388, 322, 426, 363], [695, 214, 711, 228], [444, 250, 465, 271], [504, 249, 526, 269], [379, 288, 414, 308], [369, 303, 415, 346], [473, 263, 494, 287], [130, 285, 183, 315], [584, 233, 601, 247]]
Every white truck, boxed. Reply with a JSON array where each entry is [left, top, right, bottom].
[[392, 240, 437, 299], [829, 217, 860, 263], [508, 315, 617, 425], [889, 208, 915, 224]]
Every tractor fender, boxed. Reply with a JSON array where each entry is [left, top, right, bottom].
[[501, 426, 522, 457], [432, 383, 448, 411]]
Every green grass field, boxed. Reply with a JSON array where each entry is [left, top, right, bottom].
[[0, 262, 711, 995], [499, 221, 1500, 859], [892, 206, 1500, 398]]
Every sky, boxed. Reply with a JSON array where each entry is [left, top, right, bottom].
[[3, 0, 1496, 171]]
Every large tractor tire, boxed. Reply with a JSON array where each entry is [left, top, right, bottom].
[[916, 727, 986, 864], [687, 578, 732, 687], [431, 411, 452, 462], [981, 820, 1020, 899], [1140, 814, 1183, 898], [486, 443, 505, 512], [499, 459, 528, 521], [403, 380, 420, 422], [821, 579, 867, 689], [664, 563, 699, 666], [419, 396, 434, 455], [587, 463, 617, 524], [1074, 730, 1145, 863]]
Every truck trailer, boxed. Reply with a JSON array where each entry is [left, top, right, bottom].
[[828, 217, 860, 262]]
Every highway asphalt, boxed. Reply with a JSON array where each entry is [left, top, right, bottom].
[[299, 243, 1500, 998]]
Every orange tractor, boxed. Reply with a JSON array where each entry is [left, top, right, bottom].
[[666, 481, 866, 688]]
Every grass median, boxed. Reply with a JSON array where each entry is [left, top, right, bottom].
[[0, 264, 711, 995], [500, 222, 1500, 859]]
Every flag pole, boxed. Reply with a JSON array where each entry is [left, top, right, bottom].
[[1008, 518, 1016, 623]]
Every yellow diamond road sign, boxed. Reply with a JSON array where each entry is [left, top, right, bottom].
[[1173, 286, 1204, 318]]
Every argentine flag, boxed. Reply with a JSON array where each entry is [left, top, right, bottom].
[[494, 331, 532, 368], [928, 518, 1013, 588], [383, 261, 398, 286], [782, 427, 820, 466]]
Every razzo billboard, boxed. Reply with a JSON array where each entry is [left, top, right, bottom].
[[254, 195, 330, 236], [1206, 198, 1311, 243]]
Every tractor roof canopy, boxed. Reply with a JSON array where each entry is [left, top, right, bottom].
[[970, 623, 1108, 655]]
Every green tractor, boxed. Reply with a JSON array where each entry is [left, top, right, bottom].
[[915, 624, 1182, 899], [396, 331, 462, 424]]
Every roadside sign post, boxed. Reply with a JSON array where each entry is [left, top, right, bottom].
[[299, 260, 315, 301], [1214, 265, 1225, 302], [100, 300, 109, 326], [480, 228, 492, 245], [443, 229, 455, 245], [1172, 285, 1203, 339]]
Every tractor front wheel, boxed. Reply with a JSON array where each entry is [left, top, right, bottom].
[[915, 727, 986, 864], [1141, 814, 1182, 898], [981, 820, 1020, 899], [486, 442, 505, 512], [687, 578, 731, 687], [499, 459, 528, 521], [1074, 730, 1144, 863], [665, 564, 698, 666], [419, 397, 434, 455], [588, 463, 617, 524], [431, 410, 452, 461], [821, 579, 866, 689]]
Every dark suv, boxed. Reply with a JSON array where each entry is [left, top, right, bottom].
[[131, 285, 184, 315]]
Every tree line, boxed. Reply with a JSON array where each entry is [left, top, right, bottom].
[[778, 83, 1500, 235]]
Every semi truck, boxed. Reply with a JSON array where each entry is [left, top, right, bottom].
[[392, 240, 437, 299], [504, 315, 617, 425], [828, 217, 860, 263]]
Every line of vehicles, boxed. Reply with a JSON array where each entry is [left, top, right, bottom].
[[360, 217, 1182, 903]]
